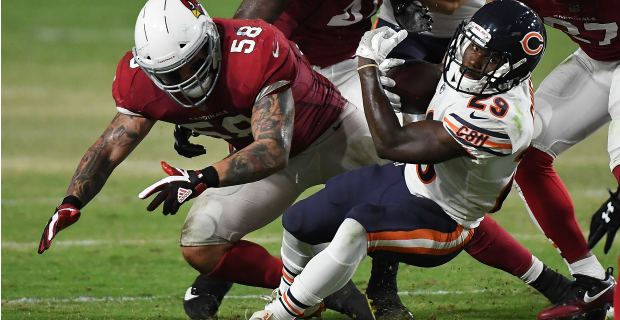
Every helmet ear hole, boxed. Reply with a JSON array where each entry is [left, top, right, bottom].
[[179, 43, 186, 49]]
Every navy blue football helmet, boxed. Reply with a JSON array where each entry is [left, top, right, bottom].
[[443, 0, 546, 95]]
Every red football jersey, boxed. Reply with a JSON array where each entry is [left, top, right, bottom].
[[520, 0, 620, 61], [274, 0, 382, 67], [113, 18, 345, 157]]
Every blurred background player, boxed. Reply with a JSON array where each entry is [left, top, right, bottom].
[[247, 1, 547, 320]]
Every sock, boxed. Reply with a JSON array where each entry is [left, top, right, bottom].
[[519, 256, 544, 284], [514, 147, 589, 263], [270, 219, 367, 320], [569, 255, 605, 280], [279, 230, 327, 294], [465, 215, 533, 277], [367, 260, 399, 292], [209, 240, 282, 288], [613, 166, 620, 185]]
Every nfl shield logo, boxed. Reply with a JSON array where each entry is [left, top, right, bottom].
[[569, 4, 580, 12]]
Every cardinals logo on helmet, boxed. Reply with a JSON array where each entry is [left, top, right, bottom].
[[520, 32, 544, 55], [181, 0, 205, 18]]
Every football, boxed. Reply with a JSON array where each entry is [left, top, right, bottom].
[[385, 59, 442, 115]]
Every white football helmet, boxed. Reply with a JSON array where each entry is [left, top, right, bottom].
[[133, 0, 221, 108]]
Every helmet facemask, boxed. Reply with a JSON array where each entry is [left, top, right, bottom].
[[444, 21, 516, 96], [133, 17, 221, 109]]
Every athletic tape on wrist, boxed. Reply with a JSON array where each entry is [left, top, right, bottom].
[[201, 166, 220, 188]]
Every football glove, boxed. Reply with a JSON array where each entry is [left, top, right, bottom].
[[38, 197, 82, 254], [587, 186, 620, 254], [356, 27, 408, 65], [379, 59, 405, 112], [139, 162, 210, 215], [393, 0, 433, 33], [174, 125, 206, 158]]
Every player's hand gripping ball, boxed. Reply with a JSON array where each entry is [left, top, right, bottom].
[[385, 59, 442, 115]]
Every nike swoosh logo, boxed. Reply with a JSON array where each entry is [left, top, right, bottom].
[[470, 111, 485, 120], [272, 42, 279, 58], [583, 285, 613, 303], [184, 287, 199, 301]]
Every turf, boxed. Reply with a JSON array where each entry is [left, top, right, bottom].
[[2, 1, 619, 319]]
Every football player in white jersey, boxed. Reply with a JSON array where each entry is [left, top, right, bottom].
[[246, 1, 546, 320]]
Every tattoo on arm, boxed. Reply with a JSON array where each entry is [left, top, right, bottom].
[[67, 113, 153, 206], [216, 90, 294, 187]]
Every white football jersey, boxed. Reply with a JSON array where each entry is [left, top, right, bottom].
[[404, 78, 535, 229]]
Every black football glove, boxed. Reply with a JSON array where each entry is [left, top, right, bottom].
[[587, 186, 620, 254], [139, 162, 209, 215], [393, 0, 433, 34], [174, 125, 206, 158]]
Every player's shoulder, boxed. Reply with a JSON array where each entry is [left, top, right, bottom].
[[112, 51, 165, 114], [441, 84, 534, 157]]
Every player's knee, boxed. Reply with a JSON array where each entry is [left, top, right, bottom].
[[182, 244, 232, 274], [326, 218, 367, 266]]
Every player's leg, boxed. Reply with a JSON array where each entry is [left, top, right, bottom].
[[464, 215, 571, 304], [513, 49, 617, 319]]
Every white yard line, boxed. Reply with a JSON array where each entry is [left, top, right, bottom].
[[2, 290, 490, 304]]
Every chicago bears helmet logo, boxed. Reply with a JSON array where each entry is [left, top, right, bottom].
[[520, 32, 544, 55], [181, 0, 205, 18]]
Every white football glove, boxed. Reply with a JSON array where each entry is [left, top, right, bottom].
[[356, 27, 408, 65], [378, 59, 406, 112]]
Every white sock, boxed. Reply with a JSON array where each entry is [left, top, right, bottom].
[[269, 219, 368, 319], [520, 256, 544, 284], [570, 255, 605, 280], [279, 230, 327, 294]]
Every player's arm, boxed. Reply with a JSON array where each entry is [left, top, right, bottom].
[[233, 0, 292, 23], [67, 113, 154, 205], [212, 89, 294, 187], [358, 57, 470, 163], [415, 0, 469, 14], [39, 113, 155, 253], [139, 89, 294, 215]]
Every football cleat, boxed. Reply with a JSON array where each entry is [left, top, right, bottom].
[[248, 310, 278, 320], [538, 268, 616, 320], [264, 289, 325, 319], [529, 265, 572, 304], [324, 280, 376, 320], [183, 274, 233, 319]]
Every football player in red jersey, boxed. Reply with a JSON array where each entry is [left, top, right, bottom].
[[36, 0, 396, 319], [496, 0, 620, 319]]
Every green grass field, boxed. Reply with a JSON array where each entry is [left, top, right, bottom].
[[2, 1, 619, 319]]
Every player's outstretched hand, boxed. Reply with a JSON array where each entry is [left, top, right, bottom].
[[174, 125, 206, 158], [356, 27, 408, 65], [38, 198, 81, 254], [587, 186, 620, 254], [393, 0, 433, 33], [139, 162, 208, 215]]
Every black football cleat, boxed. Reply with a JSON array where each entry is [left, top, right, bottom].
[[529, 265, 572, 304], [366, 260, 413, 320], [323, 279, 375, 320], [183, 274, 233, 319], [537, 268, 615, 320]]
